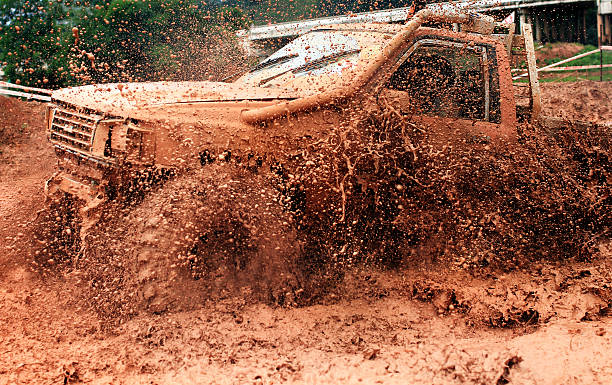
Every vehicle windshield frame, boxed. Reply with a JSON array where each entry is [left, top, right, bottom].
[[237, 28, 393, 89]]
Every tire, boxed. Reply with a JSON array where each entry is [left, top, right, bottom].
[[31, 195, 81, 272], [80, 163, 301, 320]]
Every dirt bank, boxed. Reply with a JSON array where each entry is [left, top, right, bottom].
[[1, 86, 611, 384], [540, 81, 612, 123], [535, 42, 584, 65]]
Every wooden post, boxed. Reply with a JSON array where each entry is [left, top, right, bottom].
[[568, 10, 573, 42], [560, 10, 568, 42], [519, 10, 527, 33], [551, 8, 559, 41], [607, 15, 612, 44], [522, 23, 542, 120], [505, 23, 516, 57]]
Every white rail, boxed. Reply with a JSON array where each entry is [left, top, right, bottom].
[[0, 81, 52, 102], [513, 48, 607, 80], [541, 64, 612, 71]]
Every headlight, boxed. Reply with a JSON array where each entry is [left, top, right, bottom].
[[91, 119, 155, 163], [91, 119, 122, 157], [125, 121, 155, 163]]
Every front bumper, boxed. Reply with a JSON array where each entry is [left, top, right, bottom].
[[44, 171, 106, 210]]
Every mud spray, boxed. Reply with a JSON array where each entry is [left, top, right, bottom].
[[24, 86, 610, 327], [1, 48, 611, 385]]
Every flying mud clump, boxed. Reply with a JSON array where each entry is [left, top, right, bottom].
[[328, 108, 610, 270]]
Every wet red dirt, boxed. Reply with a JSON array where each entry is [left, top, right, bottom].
[[1, 81, 611, 384]]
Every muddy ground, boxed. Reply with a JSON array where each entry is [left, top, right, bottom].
[[1, 81, 611, 384]]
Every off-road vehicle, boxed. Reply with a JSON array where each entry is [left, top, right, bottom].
[[43, 9, 609, 311]]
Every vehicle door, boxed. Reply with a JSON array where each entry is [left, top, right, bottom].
[[374, 34, 515, 145]]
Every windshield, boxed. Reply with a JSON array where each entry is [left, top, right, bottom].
[[236, 29, 391, 90]]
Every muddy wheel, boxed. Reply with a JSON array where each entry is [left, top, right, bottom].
[[31, 195, 81, 271], [80, 163, 302, 319]]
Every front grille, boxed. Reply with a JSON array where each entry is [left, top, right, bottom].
[[50, 105, 102, 152]]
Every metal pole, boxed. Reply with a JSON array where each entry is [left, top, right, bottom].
[[600, 21, 604, 81], [601, 48, 604, 82]]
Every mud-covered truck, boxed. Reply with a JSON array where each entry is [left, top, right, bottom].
[[43, 9, 609, 311], [45, 10, 525, 203]]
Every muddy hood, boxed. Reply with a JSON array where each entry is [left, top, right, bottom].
[[51, 81, 305, 118]]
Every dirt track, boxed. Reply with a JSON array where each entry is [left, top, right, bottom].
[[1, 82, 611, 384], [539, 81, 611, 123]]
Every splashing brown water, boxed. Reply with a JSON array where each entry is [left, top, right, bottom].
[[1, 82, 611, 384]]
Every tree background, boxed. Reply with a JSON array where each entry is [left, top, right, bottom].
[[71, 0, 249, 84], [0, 0, 414, 88], [0, 0, 72, 88]]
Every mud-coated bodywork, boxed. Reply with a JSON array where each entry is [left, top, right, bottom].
[[45, 10, 523, 207]]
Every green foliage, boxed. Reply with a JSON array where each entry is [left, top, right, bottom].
[[558, 45, 612, 67], [0, 0, 420, 87], [532, 43, 612, 83], [1, 0, 249, 87], [543, 44, 612, 67], [72, 0, 250, 83], [0, 0, 72, 88]]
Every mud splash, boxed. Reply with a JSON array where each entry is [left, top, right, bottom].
[[74, 163, 301, 323], [30, 101, 608, 324], [1, 93, 612, 384], [285, 105, 610, 273]]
